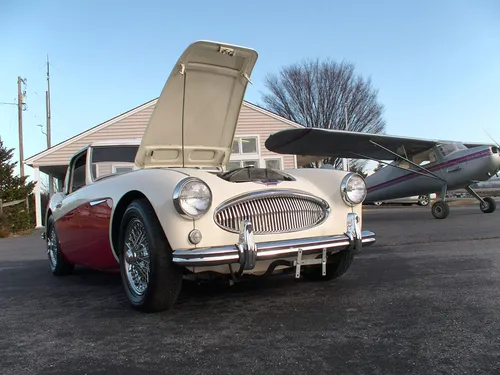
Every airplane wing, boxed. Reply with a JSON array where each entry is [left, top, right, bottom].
[[463, 142, 497, 149], [265, 128, 449, 161]]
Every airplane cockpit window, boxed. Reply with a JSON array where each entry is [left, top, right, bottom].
[[412, 149, 437, 166], [437, 143, 465, 157], [396, 158, 410, 169]]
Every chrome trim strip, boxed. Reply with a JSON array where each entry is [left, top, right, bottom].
[[89, 199, 107, 207], [172, 230, 376, 267], [216, 189, 330, 212]]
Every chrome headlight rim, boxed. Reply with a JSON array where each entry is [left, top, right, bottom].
[[340, 172, 367, 206], [173, 177, 213, 219]]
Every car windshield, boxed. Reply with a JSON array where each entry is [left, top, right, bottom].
[[91, 145, 139, 180]]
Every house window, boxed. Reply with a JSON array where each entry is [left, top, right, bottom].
[[112, 164, 134, 174], [226, 160, 259, 171], [242, 160, 258, 168], [228, 136, 260, 170], [227, 160, 242, 171], [264, 158, 282, 170], [232, 137, 258, 154]]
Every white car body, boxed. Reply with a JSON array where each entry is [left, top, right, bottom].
[[43, 40, 376, 312]]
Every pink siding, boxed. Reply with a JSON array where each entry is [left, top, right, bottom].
[[31, 101, 298, 169], [235, 104, 297, 169], [32, 104, 155, 167]]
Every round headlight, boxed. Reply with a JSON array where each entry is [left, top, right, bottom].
[[173, 178, 212, 219], [341, 173, 367, 206]]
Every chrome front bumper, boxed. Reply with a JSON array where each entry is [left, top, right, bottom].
[[172, 213, 375, 270]]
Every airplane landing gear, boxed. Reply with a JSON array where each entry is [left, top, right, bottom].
[[479, 197, 496, 213], [431, 201, 450, 219], [431, 184, 450, 219], [466, 186, 497, 214]]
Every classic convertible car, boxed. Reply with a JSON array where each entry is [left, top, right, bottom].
[[42, 40, 376, 312]]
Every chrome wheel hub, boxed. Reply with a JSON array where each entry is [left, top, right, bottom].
[[124, 219, 150, 296], [47, 229, 58, 269]]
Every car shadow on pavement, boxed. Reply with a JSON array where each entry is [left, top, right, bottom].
[[0, 258, 350, 314]]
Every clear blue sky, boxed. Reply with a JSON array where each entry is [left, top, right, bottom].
[[1, 0, 499, 181]]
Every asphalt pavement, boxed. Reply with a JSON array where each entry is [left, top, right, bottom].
[[1, 202, 499, 375]]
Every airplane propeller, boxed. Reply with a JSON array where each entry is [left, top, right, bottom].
[[483, 128, 500, 177], [483, 128, 500, 148]]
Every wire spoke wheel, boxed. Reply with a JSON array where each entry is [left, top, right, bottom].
[[47, 227, 58, 270], [124, 219, 151, 296], [46, 216, 74, 276]]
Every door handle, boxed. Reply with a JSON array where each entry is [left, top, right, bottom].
[[55, 202, 62, 209]]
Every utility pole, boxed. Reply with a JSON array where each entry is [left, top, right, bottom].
[[17, 76, 25, 177], [17, 76, 29, 212], [342, 103, 349, 171], [46, 55, 51, 149], [46, 55, 54, 196]]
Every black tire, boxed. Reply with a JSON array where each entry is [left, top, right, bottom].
[[46, 216, 74, 276], [431, 201, 450, 219], [302, 249, 355, 281], [118, 198, 183, 313], [418, 195, 430, 206], [480, 197, 496, 214]]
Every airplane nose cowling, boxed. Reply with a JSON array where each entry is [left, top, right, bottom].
[[492, 148, 500, 173]]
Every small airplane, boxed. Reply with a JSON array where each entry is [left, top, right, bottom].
[[265, 127, 500, 219]]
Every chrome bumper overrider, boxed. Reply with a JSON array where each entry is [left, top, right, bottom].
[[172, 213, 375, 270]]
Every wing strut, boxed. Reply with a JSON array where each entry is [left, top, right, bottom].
[[351, 152, 445, 180], [368, 140, 447, 182]]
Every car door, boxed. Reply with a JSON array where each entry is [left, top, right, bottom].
[[55, 148, 117, 270], [55, 149, 91, 265]]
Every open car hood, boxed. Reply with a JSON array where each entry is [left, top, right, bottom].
[[134, 41, 258, 169]]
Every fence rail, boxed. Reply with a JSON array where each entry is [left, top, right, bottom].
[[0, 199, 25, 216]]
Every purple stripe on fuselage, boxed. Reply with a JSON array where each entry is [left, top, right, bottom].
[[367, 149, 492, 193]]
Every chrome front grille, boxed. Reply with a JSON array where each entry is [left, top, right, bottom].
[[214, 190, 329, 234]]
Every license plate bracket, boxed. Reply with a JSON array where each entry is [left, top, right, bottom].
[[293, 248, 327, 278]]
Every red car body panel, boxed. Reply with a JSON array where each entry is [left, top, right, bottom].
[[56, 198, 119, 270]]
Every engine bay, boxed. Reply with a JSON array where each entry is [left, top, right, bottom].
[[218, 166, 295, 183]]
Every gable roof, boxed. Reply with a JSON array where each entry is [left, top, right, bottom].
[[25, 98, 157, 165], [25, 99, 304, 166]]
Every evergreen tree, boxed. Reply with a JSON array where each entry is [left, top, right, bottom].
[[0, 139, 35, 236], [0, 139, 35, 201]]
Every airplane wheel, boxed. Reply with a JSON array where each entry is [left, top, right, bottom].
[[431, 201, 450, 219], [417, 195, 430, 206], [480, 197, 496, 214]]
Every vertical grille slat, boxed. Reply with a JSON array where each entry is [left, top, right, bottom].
[[214, 190, 329, 234]]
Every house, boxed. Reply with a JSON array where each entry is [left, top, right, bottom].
[[25, 99, 305, 228]]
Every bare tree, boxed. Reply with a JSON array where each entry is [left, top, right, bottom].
[[262, 58, 386, 169], [349, 159, 368, 178]]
